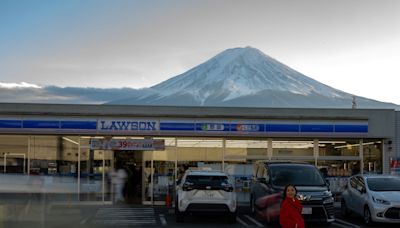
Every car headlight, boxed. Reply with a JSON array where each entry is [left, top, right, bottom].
[[372, 196, 390, 205], [323, 197, 334, 204], [323, 190, 333, 197]]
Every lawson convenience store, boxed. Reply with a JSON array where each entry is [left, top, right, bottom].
[[0, 103, 395, 204]]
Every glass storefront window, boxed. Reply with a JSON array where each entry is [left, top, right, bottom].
[[272, 140, 314, 156], [224, 161, 253, 202], [319, 140, 360, 156], [317, 160, 360, 177], [143, 137, 177, 204], [225, 140, 268, 159], [0, 134, 385, 206], [0, 135, 28, 174], [176, 139, 223, 170], [363, 140, 382, 174], [317, 160, 360, 198]]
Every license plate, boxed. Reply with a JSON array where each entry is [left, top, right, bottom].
[[205, 192, 215, 198], [302, 207, 312, 214]]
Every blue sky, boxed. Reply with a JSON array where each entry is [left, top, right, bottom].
[[1, 0, 400, 104]]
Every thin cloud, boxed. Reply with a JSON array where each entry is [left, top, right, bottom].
[[0, 82, 42, 89]]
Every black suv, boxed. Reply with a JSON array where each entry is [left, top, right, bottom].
[[250, 161, 335, 225]]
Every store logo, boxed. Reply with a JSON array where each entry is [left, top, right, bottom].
[[99, 120, 158, 131]]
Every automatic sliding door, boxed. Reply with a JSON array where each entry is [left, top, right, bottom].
[[142, 148, 176, 205]]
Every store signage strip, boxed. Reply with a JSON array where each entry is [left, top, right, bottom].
[[335, 125, 368, 133], [0, 120, 22, 128], [160, 122, 195, 131], [90, 138, 165, 151], [23, 120, 60, 129], [60, 121, 97, 129], [267, 124, 299, 132], [300, 124, 334, 133], [0, 119, 368, 134]]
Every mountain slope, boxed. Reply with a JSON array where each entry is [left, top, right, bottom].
[[109, 47, 399, 109]]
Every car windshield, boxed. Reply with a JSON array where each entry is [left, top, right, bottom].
[[270, 165, 326, 186], [185, 175, 229, 186], [367, 178, 400, 191]]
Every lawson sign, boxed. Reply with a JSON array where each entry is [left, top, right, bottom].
[[98, 119, 159, 132]]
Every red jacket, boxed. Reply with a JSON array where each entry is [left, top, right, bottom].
[[279, 197, 305, 228]]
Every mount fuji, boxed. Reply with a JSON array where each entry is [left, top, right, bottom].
[[108, 47, 399, 109]]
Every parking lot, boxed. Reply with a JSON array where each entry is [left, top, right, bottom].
[[2, 199, 400, 228]]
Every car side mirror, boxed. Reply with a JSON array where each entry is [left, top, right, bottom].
[[356, 185, 366, 193], [325, 178, 330, 187], [176, 179, 181, 186], [258, 177, 269, 184]]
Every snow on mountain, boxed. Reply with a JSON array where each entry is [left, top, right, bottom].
[[109, 46, 399, 109], [151, 47, 348, 104]]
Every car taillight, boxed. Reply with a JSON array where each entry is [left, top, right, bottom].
[[182, 182, 194, 191]]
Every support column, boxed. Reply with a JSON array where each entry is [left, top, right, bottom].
[[314, 139, 319, 166], [267, 138, 273, 160], [78, 137, 81, 201], [222, 139, 226, 171], [360, 139, 364, 174], [28, 136, 30, 175]]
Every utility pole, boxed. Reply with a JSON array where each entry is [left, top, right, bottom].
[[352, 96, 357, 109]]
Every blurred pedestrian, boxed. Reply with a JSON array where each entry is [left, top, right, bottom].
[[279, 184, 305, 228], [110, 168, 127, 203]]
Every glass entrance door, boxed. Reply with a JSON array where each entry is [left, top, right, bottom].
[[142, 150, 176, 205]]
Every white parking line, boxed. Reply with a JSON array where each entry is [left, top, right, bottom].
[[332, 222, 352, 228], [244, 215, 264, 227], [236, 217, 249, 227], [159, 214, 167, 226], [80, 218, 88, 225], [335, 218, 361, 228]]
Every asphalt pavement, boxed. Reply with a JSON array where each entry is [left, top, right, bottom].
[[1, 197, 399, 228]]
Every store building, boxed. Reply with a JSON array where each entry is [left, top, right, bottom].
[[0, 103, 397, 205]]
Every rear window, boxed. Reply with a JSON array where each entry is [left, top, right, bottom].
[[270, 165, 325, 187], [185, 175, 229, 186], [367, 178, 400, 191]]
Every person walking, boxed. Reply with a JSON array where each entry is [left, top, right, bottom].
[[110, 167, 128, 203], [279, 184, 305, 228]]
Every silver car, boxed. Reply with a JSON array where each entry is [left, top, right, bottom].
[[341, 174, 400, 225]]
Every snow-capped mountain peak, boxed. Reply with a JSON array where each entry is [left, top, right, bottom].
[[107, 46, 399, 109], [151, 46, 345, 103]]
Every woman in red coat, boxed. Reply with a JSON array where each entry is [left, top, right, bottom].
[[279, 184, 305, 228]]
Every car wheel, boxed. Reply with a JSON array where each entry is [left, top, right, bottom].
[[341, 199, 350, 217], [227, 212, 237, 224], [175, 200, 184, 223], [363, 206, 373, 226], [319, 222, 332, 227]]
